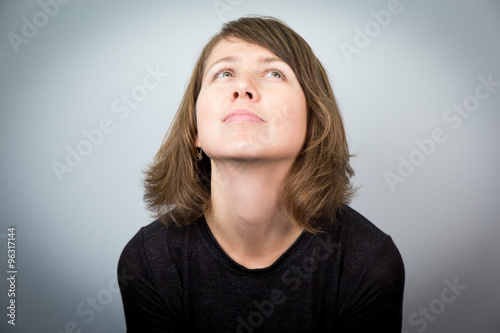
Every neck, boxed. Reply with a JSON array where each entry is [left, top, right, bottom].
[[205, 159, 303, 268]]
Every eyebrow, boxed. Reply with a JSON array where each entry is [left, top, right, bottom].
[[204, 56, 285, 75]]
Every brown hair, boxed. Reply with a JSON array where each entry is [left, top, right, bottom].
[[143, 16, 355, 233]]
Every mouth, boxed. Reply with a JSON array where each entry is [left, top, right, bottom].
[[223, 108, 264, 123]]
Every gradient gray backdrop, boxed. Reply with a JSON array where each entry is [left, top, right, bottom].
[[1, 1, 499, 332]]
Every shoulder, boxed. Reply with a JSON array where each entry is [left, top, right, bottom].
[[315, 206, 397, 255], [334, 205, 404, 277], [117, 218, 193, 330], [315, 206, 405, 302], [328, 206, 405, 330], [118, 217, 194, 273], [336, 205, 388, 242], [117, 218, 194, 323]]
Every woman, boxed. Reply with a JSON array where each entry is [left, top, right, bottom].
[[118, 16, 405, 332]]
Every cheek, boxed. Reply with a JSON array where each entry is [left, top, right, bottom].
[[285, 96, 308, 151], [257, 103, 306, 157], [196, 93, 215, 132], [271, 94, 307, 137], [196, 111, 212, 145], [196, 95, 225, 154], [292, 92, 308, 134], [196, 86, 225, 122]]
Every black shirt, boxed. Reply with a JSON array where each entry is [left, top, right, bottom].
[[118, 206, 405, 332]]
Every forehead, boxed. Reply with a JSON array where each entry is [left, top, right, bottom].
[[210, 37, 276, 55], [204, 37, 282, 69]]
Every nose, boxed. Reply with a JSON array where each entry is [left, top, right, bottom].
[[231, 75, 260, 102], [233, 91, 253, 100]]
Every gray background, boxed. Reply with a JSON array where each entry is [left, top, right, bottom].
[[1, 0, 499, 332]]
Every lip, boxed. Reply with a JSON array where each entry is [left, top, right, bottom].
[[223, 108, 264, 123]]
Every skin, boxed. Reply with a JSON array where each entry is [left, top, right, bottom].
[[196, 37, 308, 269]]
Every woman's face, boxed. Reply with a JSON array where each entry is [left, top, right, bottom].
[[196, 37, 307, 164]]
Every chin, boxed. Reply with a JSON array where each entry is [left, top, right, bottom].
[[207, 148, 261, 162]]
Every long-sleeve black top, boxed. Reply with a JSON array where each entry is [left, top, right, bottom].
[[118, 206, 405, 332]]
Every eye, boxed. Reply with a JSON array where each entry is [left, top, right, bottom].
[[213, 68, 234, 80], [265, 69, 286, 79], [218, 71, 233, 78]]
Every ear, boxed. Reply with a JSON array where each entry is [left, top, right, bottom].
[[194, 134, 200, 148]]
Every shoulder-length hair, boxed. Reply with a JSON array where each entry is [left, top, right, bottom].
[[143, 16, 355, 233]]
